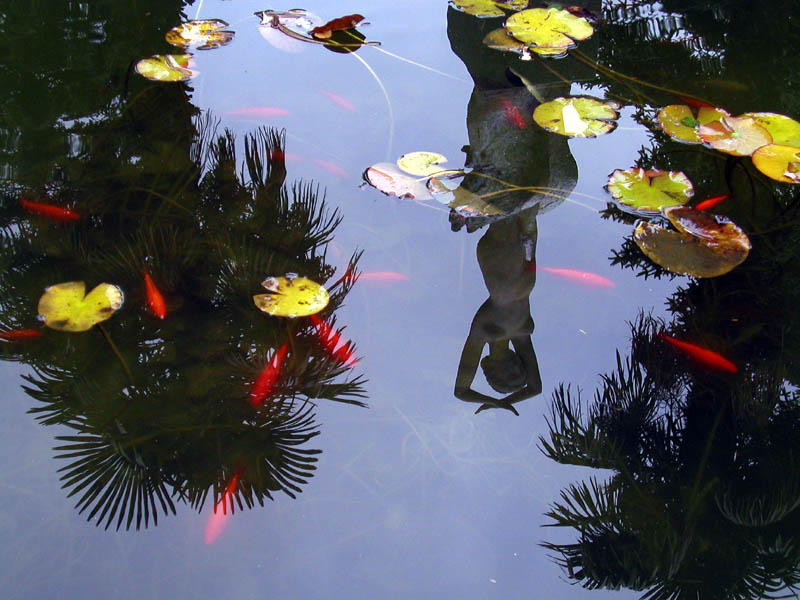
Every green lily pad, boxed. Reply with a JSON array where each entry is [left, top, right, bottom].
[[533, 97, 619, 137], [657, 104, 730, 144], [698, 116, 772, 156], [135, 54, 196, 82], [396, 152, 448, 177], [752, 144, 800, 184], [38, 281, 124, 332], [483, 28, 532, 59], [427, 177, 505, 217], [363, 162, 433, 200], [504, 7, 594, 58], [165, 19, 235, 50], [606, 168, 693, 213], [742, 112, 800, 147], [634, 206, 751, 278], [450, 0, 529, 18], [253, 275, 329, 318]]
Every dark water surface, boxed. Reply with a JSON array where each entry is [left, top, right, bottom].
[[2, 1, 800, 598]]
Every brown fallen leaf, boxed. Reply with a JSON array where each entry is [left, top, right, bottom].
[[310, 14, 365, 39]]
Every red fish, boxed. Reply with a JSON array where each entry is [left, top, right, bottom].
[[538, 266, 615, 288], [250, 342, 289, 406], [204, 467, 243, 545], [269, 150, 304, 164], [309, 314, 357, 367], [143, 272, 167, 319], [673, 94, 717, 110], [320, 90, 355, 111], [695, 194, 729, 210], [0, 328, 43, 341], [658, 333, 738, 373], [225, 107, 289, 119], [20, 197, 80, 222], [312, 158, 348, 178], [358, 271, 409, 282], [499, 97, 527, 129]]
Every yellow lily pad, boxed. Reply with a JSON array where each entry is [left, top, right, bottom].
[[450, 0, 528, 18], [396, 152, 448, 177], [483, 28, 532, 59], [752, 144, 800, 184], [504, 7, 594, 58], [135, 54, 196, 82], [634, 207, 751, 278], [37, 282, 124, 332], [698, 116, 772, 156], [253, 275, 329, 318], [533, 97, 619, 137], [657, 104, 730, 144], [606, 168, 693, 213], [363, 162, 433, 200], [165, 19, 235, 50], [427, 177, 505, 217], [741, 112, 800, 147]]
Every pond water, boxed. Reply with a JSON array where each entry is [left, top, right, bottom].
[[2, 1, 800, 598]]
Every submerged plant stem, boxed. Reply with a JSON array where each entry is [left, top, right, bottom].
[[348, 51, 395, 161], [98, 324, 134, 386]]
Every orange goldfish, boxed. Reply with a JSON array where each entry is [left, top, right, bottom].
[[659, 333, 738, 373], [695, 194, 729, 210], [250, 343, 289, 406], [0, 328, 43, 341], [309, 314, 357, 367], [538, 266, 615, 288], [143, 272, 167, 319], [204, 468, 243, 545], [320, 90, 355, 111], [20, 196, 80, 222]]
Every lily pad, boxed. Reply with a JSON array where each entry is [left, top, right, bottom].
[[37, 282, 124, 332], [363, 162, 433, 200], [533, 97, 619, 137], [657, 104, 730, 144], [634, 207, 751, 278], [742, 112, 800, 147], [698, 116, 772, 156], [450, 0, 529, 18], [135, 54, 196, 82], [607, 168, 693, 213], [427, 177, 505, 217], [253, 275, 329, 318], [504, 7, 594, 57], [752, 144, 800, 184], [165, 19, 234, 50], [396, 152, 448, 177], [483, 28, 532, 59]]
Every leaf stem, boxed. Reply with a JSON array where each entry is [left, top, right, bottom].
[[98, 324, 134, 386]]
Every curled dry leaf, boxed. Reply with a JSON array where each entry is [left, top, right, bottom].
[[698, 115, 772, 156], [657, 104, 730, 144], [310, 14, 365, 39], [165, 19, 235, 50], [450, 0, 529, 18], [752, 144, 800, 184], [504, 7, 594, 58], [483, 28, 532, 59], [534, 97, 619, 137], [135, 54, 196, 82], [427, 177, 505, 217], [633, 206, 751, 278], [363, 163, 433, 200], [253, 275, 329, 318], [606, 168, 693, 213], [38, 282, 125, 332]]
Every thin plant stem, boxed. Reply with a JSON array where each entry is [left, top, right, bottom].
[[98, 324, 134, 386], [348, 51, 395, 161]]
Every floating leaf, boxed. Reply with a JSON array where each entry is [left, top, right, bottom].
[[698, 115, 772, 156], [657, 104, 730, 144], [533, 97, 619, 137], [450, 0, 528, 18], [483, 28, 532, 59], [310, 14, 365, 39], [606, 168, 693, 213], [396, 152, 448, 177], [504, 7, 594, 58], [633, 207, 751, 278], [165, 19, 234, 50], [363, 162, 433, 200], [135, 54, 196, 82], [752, 144, 800, 184], [742, 112, 800, 147], [37, 282, 124, 332], [253, 275, 329, 318], [427, 177, 505, 217]]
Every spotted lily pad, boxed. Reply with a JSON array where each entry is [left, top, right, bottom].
[[752, 144, 800, 184], [253, 275, 329, 318], [135, 54, 196, 82], [38, 282, 124, 332], [607, 168, 693, 213], [698, 116, 772, 156], [396, 152, 448, 177], [504, 7, 594, 57], [450, 0, 529, 18], [634, 207, 751, 278], [363, 162, 433, 200], [483, 28, 532, 59], [534, 97, 619, 137], [657, 104, 730, 144], [427, 177, 505, 217], [165, 19, 234, 50], [742, 112, 800, 147]]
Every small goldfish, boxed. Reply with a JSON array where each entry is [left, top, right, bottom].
[[673, 94, 717, 110], [225, 107, 289, 119], [499, 97, 527, 130], [204, 468, 243, 545], [695, 194, 729, 210], [358, 271, 409, 282], [309, 314, 357, 367], [312, 158, 348, 178], [250, 342, 289, 406], [538, 266, 615, 288], [320, 90, 355, 111], [0, 328, 43, 341], [658, 333, 738, 373], [269, 150, 304, 163], [20, 196, 80, 222], [143, 272, 167, 319]]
